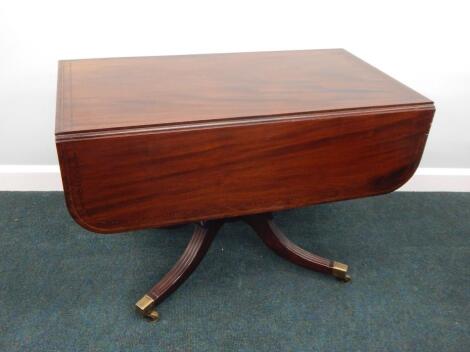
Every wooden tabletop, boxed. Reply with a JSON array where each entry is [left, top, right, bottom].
[[56, 49, 431, 135]]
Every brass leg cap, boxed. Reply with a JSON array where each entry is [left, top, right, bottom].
[[136, 294, 159, 321], [332, 261, 351, 283]]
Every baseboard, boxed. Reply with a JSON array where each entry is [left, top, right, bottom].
[[0, 165, 469, 192], [0, 165, 62, 191], [397, 168, 470, 192]]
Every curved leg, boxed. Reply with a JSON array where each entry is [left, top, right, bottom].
[[136, 220, 223, 320], [244, 213, 351, 282]]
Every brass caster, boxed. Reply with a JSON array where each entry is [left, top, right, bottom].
[[144, 309, 160, 322], [336, 274, 351, 283], [331, 261, 351, 283], [136, 294, 159, 322]]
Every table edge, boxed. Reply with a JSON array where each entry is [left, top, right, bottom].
[[56, 102, 435, 142]]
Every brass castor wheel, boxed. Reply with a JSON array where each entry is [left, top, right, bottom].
[[144, 309, 160, 322], [336, 274, 351, 283], [136, 295, 160, 322], [332, 261, 351, 283]]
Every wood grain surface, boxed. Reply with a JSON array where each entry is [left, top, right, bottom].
[[56, 49, 431, 135], [55, 49, 434, 233], [57, 106, 433, 233]]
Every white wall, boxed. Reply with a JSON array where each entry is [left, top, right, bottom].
[[0, 1, 469, 171]]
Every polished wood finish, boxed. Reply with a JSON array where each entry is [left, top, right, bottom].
[[138, 214, 349, 319], [245, 213, 333, 275], [57, 107, 433, 233], [56, 49, 435, 233], [55, 49, 431, 134], [56, 49, 435, 320], [145, 221, 222, 305]]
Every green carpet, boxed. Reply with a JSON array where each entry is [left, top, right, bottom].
[[0, 192, 469, 351]]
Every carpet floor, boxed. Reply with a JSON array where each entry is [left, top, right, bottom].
[[0, 192, 469, 351]]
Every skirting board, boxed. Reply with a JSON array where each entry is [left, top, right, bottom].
[[0, 165, 469, 192]]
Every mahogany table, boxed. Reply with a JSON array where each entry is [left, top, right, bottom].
[[55, 49, 434, 321]]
